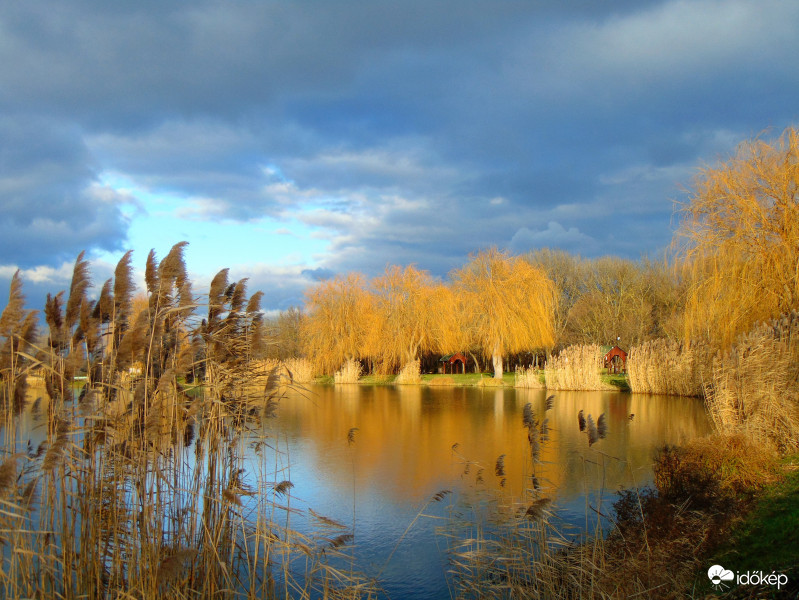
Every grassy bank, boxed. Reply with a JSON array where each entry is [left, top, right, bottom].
[[602, 372, 630, 391], [314, 371, 631, 389], [313, 372, 518, 386], [693, 454, 799, 597]]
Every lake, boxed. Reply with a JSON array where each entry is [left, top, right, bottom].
[[5, 383, 711, 598], [253, 384, 712, 599]]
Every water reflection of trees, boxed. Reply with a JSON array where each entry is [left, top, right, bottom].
[[272, 386, 713, 502]]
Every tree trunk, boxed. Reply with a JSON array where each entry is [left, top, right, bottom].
[[468, 351, 481, 373], [492, 343, 503, 379]]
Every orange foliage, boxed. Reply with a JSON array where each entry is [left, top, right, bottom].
[[453, 248, 556, 378], [370, 265, 458, 373], [301, 273, 377, 374], [678, 126, 799, 347]]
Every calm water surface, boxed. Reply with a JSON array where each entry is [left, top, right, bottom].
[[253, 384, 711, 599], [10, 384, 710, 598]]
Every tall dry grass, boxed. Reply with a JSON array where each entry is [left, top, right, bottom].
[[282, 357, 314, 383], [705, 311, 799, 453], [334, 358, 363, 384], [0, 247, 376, 599], [627, 338, 713, 397], [544, 344, 609, 391], [394, 360, 421, 385], [514, 365, 545, 389]]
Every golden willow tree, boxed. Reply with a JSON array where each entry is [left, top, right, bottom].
[[370, 265, 460, 373], [453, 248, 556, 378], [678, 126, 799, 348], [301, 273, 378, 374]]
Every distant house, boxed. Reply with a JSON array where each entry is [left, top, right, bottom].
[[603, 345, 627, 374], [440, 352, 468, 374]]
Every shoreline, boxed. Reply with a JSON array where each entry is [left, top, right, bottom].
[[310, 371, 631, 392]]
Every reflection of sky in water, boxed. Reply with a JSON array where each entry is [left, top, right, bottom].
[[9, 385, 711, 600]]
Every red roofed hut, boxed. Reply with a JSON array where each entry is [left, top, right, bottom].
[[603, 345, 627, 374], [440, 352, 468, 374]]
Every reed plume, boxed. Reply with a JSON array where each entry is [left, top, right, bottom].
[[347, 427, 358, 446], [0, 454, 19, 497], [495, 455, 506, 477], [524, 497, 551, 520], [94, 278, 114, 324], [596, 413, 607, 439], [586, 414, 599, 446], [65, 251, 91, 331], [156, 549, 198, 586], [145, 248, 159, 297], [207, 268, 230, 327], [114, 249, 135, 322], [273, 480, 294, 496], [431, 490, 452, 502], [0, 270, 25, 337], [44, 292, 65, 350]]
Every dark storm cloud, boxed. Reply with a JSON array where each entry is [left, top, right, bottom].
[[1, 0, 798, 311], [0, 116, 131, 267]]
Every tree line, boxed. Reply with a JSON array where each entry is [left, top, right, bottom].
[[272, 250, 677, 379]]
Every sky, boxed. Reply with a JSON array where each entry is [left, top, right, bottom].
[[1, 0, 797, 315]]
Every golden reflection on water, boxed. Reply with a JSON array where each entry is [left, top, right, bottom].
[[269, 385, 713, 504]]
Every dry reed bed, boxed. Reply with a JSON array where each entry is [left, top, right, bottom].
[[705, 311, 799, 453], [334, 358, 362, 384], [514, 365, 545, 389], [394, 360, 421, 384], [627, 339, 712, 397], [544, 344, 610, 391], [282, 357, 314, 384], [0, 246, 376, 599]]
